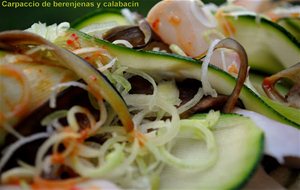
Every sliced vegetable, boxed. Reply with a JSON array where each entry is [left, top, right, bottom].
[[160, 113, 263, 190], [67, 29, 300, 128], [260, 97, 300, 125], [249, 73, 289, 96], [277, 17, 300, 42], [219, 15, 300, 74], [263, 62, 300, 108], [72, 10, 129, 29], [0, 31, 133, 132], [0, 51, 77, 127], [213, 38, 248, 113], [72, 9, 129, 38]]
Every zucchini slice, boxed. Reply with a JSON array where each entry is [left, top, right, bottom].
[[249, 73, 300, 124], [72, 9, 129, 30], [223, 15, 300, 74], [160, 114, 263, 190], [64, 29, 300, 128], [249, 73, 289, 96], [71, 10, 300, 75], [277, 17, 300, 42]]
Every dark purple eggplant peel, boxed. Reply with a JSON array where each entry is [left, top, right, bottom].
[[213, 38, 249, 113]]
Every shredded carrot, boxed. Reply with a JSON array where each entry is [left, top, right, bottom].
[[77, 128, 90, 143], [291, 13, 300, 18], [0, 112, 6, 123], [3, 176, 21, 185], [31, 177, 84, 190], [129, 131, 146, 147], [51, 153, 65, 164], [215, 10, 236, 37]]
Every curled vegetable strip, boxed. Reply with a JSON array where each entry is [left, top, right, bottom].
[[67, 106, 96, 132], [263, 62, 300, 108], [0, 132, 49, 173], [1, 167, 34, 184], [213, 38, 248, 113], [0, 31, 134, 132], [35, 132, 79, 174]]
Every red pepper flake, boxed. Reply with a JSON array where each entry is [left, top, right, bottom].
[[77, 129, 90, 143], [152, 19, 160, 31], [66, 33, 80, 48], [67, 39, 73, 45], [71, 33, 79, 39], [262, 78, 272, 90]]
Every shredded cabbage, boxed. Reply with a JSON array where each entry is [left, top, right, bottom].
[[201, 39, 220, 97], [25, 22, 70, 42]]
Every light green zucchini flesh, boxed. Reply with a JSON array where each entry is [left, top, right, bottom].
[[225, 15, 300, 74], [159, 114, 263, 190], [72, 10, 129, 30], [277, 17, 300, 42], [68, 29, 300, 128], [249, 73, 300, 124]]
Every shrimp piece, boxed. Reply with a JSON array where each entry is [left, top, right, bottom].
[[147, 0, 218, 57]]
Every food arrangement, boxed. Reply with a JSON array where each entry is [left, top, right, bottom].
[[0, 0, 299, 189]]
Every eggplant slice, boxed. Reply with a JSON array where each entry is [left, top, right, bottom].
[[0, 31, 133, 132]]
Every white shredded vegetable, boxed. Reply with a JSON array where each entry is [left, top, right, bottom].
[[0, 132, 49, 173], [1, 167, 34, 184], [80, 22, 119, 38], [169, 44, 187, 56], [2, 123, 23, 140], [201, 39, 220, 97], [50, 81, 88, 108], [1, 16, 237, 189], [25, 22, 70, 42], [112, 40, 134, 48]]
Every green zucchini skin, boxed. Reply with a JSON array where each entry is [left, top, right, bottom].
[[67, 29, 300, 128], [225, 15, 300, 74], [249, 73, 300, 125], [159, 113, 264, 190], [71, 10, 300, 75], [71, 9, 129, 30], [277, 17, 300, 42]]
